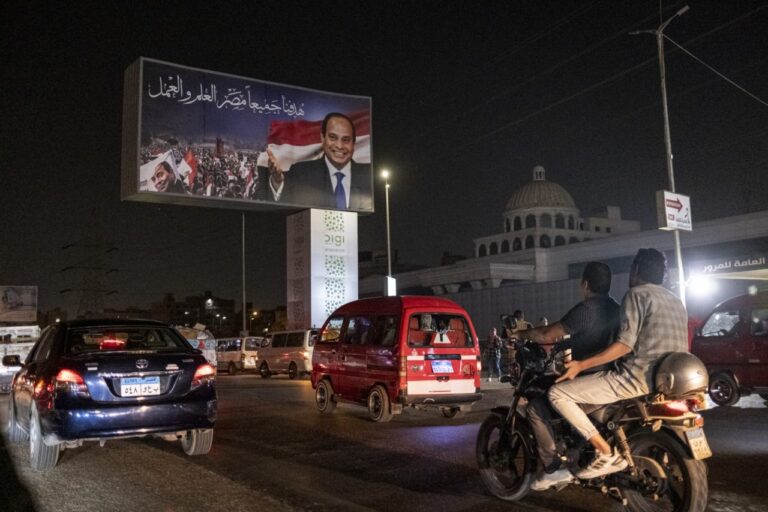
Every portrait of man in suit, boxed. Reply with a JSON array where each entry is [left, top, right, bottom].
[[265, 112, 372, 211]]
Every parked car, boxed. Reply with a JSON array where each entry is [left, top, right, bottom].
[[216, 336, 262, 375], [691, 291, 768, 406], [311, 296, 483, 422], [3, 319, 217, 470], [258, 329, 316, 379]]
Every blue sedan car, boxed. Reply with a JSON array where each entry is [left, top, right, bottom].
[[3, 319, 217, 470]]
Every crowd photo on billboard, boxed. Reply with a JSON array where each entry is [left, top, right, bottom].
[[132, 58, 373, 212]]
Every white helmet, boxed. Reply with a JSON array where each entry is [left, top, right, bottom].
[[655, 352, 709, 397]]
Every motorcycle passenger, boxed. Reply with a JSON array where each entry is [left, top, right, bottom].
[[550, 248, 688, 479], [512, 261, 620, 490]]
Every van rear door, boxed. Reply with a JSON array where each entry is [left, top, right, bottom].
[[404, 313, 478, 397]]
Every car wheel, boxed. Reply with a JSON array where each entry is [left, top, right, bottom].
[[367, 385, 393, 423], [708, 373, 740, 406], [259, 362, 271, 378], [7, 398, 28, 444], [288, 362, 298, 380], [181, 429, 214, 456], [228, 362, 238, 376], [315, 379, 337, 414], [29, 409, 59, 471]]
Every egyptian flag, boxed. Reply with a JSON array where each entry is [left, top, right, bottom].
[[139, 150, 177, 191], [177, 149, 198, 190], [256, 110, 370, 171]]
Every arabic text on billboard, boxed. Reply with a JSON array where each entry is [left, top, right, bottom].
[[122, 58, 373, 213]]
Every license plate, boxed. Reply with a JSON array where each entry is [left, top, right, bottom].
[[121, 376, 161, 397], [431, 360, 454, 374], [684, 428, 712, 460]]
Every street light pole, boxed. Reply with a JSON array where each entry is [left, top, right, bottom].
[[381, 170, 392, 277], [633, 5, 689, 306]]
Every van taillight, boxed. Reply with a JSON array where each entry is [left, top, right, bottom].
[[476, 357, 482, 372], [192, 363, 216, 389], [398, 358, 407, 389]]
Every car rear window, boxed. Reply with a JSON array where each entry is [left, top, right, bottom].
[[65, 326, 189, 355], [407, 313, 473, 348]]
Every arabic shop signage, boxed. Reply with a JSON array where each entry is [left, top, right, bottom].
[[693, 255, 767, 275], [656, 190, 692, 231]]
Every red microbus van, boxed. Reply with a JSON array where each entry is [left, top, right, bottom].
[[311, 296, 483, 422]]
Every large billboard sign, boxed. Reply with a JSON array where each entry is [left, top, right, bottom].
[[0, 286, 38, 323], [122, 58, 373, 213]]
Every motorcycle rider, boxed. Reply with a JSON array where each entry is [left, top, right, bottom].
[[550, 248, 688, 479], [512, 261, 620, 490]]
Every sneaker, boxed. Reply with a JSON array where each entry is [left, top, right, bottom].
[[530, 468, 574, 491], [575, 450, 628, 479]]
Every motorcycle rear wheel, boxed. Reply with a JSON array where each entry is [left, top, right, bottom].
[[476, 412, 536, 501], [624, 431, 708, 512]]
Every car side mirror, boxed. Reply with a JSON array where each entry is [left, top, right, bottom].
[[2, 355, 22, 367]]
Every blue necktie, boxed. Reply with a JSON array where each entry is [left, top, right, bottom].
[[334, 172, 346, 209]]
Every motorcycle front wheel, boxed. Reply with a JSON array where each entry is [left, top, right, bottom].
[[476, 412, 537, 501], [625, 431, 708, 512]]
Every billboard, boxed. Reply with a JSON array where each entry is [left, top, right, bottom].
[[0, 286, 38, 323], [122, 58, 373, 213]]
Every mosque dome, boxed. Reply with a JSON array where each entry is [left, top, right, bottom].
[[505, 166, 576, 211]]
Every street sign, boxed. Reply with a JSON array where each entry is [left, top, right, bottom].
[[656, 190, 692, 231]]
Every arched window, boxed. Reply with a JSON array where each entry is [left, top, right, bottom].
[[555, 236, 566, 246], [541, 213, 552, 228], [555, 214, 565, 229], [525, 214, 536, 228], [501, 240, 510, 253], [479, 245, 487, 257], [569, 237, 580, 244], [514, 217, 522, 231], [505, 218, 511, 232], [513, 238, 522, 251], [525, 235, 534, 249], [490, 242, 498, 255], [540, 235, 551, 248]]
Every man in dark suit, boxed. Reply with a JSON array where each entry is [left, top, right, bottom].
[[265, 112, 372, 211]]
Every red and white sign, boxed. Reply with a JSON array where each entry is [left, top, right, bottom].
[[656, 190, 692, 231]]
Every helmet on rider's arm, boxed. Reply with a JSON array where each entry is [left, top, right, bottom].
[[654, 352, 709, 397]]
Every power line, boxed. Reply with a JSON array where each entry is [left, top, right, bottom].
[[664, 35, 768, 107]]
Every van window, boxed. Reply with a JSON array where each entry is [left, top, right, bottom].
[[751, 308, 768, 336], [344, 317, 374, 345], [272, 334, 288, 347], [407, 313, 472, 348], [228, 339, 242, 351], [701, 311, 741, 337], [322, 317, 344, 342], [245, 338, 261, 350], [287, 332, 304, 347], [372, 316, 398, 346]]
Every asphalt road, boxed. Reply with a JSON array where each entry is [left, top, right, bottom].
[[2, 376, 767, 512]]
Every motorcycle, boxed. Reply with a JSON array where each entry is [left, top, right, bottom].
[[476, 338, 711, 511]]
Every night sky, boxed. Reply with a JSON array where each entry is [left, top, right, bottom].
[[2, 0, 767, 318]]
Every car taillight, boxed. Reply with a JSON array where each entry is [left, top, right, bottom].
[[476, 357, 482, 372], [398, 357, 407, 389], [462, 363, 475, 377], [191, 363, 216, 390], [300, 350, 311, 360], [54, 368, 89, 395]]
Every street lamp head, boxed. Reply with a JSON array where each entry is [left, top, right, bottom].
[[676, 5, 690, 16], [381, 169, 389, 180]]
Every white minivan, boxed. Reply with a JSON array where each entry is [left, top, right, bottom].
[[258, 329, 317, 379], [216, 336, 262, 375]]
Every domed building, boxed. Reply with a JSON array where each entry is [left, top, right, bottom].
[[474, 166, 639, 258]]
